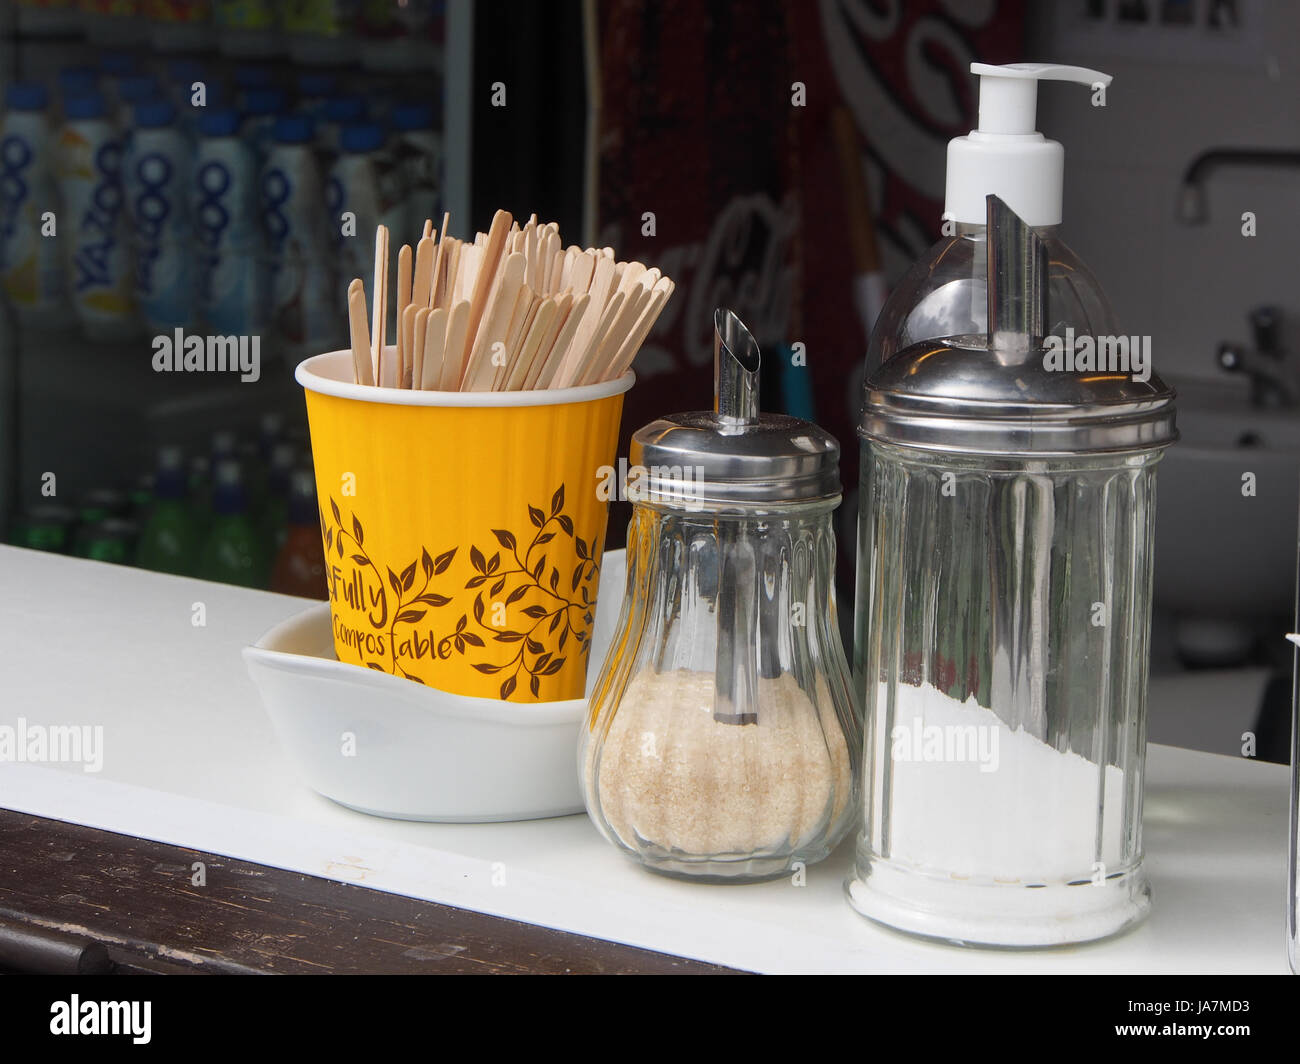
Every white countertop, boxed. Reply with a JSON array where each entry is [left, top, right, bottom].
[[0, 545, 1291, 973]]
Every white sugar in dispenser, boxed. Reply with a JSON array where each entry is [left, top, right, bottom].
[[847, 63, 1178, 946]]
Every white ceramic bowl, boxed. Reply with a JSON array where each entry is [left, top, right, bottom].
[[244, 550, 625, 822]]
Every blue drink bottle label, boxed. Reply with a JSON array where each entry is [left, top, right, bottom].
[[56, 103, 136, 335], [262, 130, 336, 353], [1, 98, 65, 315], [124, 109, 193, 331], [194, 122, 264, 334]]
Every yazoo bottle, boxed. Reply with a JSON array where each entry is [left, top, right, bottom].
[[232, 64, 274, 107], [55, 91, 137, 340], [164, 57, 205, 100], [313, 93, 364, 170], [124, 98, 193, 331], [57, 67, 101, 109], [99, 50, 136, 78], [112, 73, 162, 129], [294, 70, 336, 124], [239, 85, 286, 169], [326, 120, 402, 327], [0, 81, 65, 327], [163, 56, 208, 140], [97, 51, 136, 113], [194, 106, 263, 335], [262, 113, 336, 355], [388, 101, 440, 234]]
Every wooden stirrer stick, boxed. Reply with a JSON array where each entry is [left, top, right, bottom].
[[493, 285, 534, 390], [522, 292, 571, 389], [606, 278, 675, 381], [347, 278, 374, 386], [396, 244, 413, 382], [438, 300, 471, 391], [420, 307, 448, 390], [536, 291, 589, 389], [400, 303, 418, 388], [463, 251, 525, 390], [412, 306, 430, 388], [372, 225, 389, 385], [560, 288, 624, 388], [414, 236, 434, 309], [505, 296, 557, 390], [463, 209, 512, 369]]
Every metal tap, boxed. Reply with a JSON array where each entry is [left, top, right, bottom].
[[1176, 148, 1300, 224], [1218, 306, 1294, 408]]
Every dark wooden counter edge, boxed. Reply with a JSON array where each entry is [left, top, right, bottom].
[[0, 810, 745, 974]]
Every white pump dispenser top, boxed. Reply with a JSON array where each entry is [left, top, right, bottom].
[[944, 62, 1112, 228]]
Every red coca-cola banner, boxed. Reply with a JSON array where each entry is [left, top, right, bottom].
[[596, 0, 1025, 549]]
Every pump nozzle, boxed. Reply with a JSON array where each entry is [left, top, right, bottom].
[[945, 61, 1113, 228], [986, 194, 1048, 359]]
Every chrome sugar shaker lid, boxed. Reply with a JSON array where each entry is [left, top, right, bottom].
[[630, 309, 841, 513]]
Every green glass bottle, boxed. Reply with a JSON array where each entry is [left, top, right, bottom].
[[11, 504, 75, 552], [136, 446, 200, 576], [197, 458, 266, 588], [77, 518, 138, 565], [77, 487, 128, 527]]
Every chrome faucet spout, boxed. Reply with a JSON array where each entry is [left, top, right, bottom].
[[1178, 148, 1300, 224], [1218, 306, 1294, 408]]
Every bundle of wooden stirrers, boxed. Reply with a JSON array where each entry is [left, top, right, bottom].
[[345, 210, 676, 391]]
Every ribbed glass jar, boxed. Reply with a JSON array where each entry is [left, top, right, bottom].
[[581, 502, 861, 882], [847, 441, 1163, 945]]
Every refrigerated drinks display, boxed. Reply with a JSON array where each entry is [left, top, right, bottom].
[[0, 0, 463, 593]]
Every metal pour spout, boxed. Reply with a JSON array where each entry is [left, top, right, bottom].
[[711, 308, 766, 726], [986, 194, 1048, 358], [715, 307, 761, 426]]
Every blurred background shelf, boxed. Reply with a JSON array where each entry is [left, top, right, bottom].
[[13, 322, 302, 500]]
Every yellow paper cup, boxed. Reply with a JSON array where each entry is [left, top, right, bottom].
[[296, 349, 633, 702]]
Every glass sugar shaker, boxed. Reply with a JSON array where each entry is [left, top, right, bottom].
[[848, 62, 1178, 947], [581, 309, 861, 882]]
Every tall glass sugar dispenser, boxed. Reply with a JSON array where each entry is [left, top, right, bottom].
[[847, 63, 1178, 946], [581, 310, 861, 882]]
